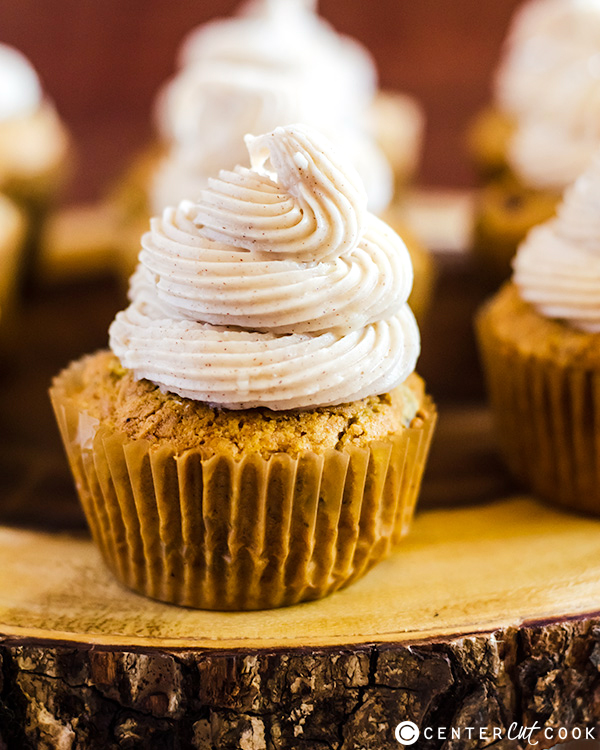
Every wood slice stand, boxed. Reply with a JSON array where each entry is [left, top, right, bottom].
[[2, 498, 600, 749]]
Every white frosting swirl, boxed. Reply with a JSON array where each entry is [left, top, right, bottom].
[[152, 0, 392, 214], [137, 202, 410, 335], [177, 0, 376, 119], [194, 127, 366, 262], [0, 44, 42, 122], [508, 118, 600, 191], [156, 63, 299, 154], [496, 0, 600, 189], [513, 151, 600, 331], [110, 125, 419, 411], [496, 0, 600, 118]]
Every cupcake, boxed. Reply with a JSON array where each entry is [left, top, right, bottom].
[[161, 0, 422, 209], [381, 206, 435, 322], [467, 105, 515, 182], [469, 0, 600, 278], [372, 90, 425, 196], [113, 0, 426, 284], [477, 152, 600, 514], [473, 175, 559, 282], [52, 125, 436, 610], [0, 193, 26, 329], [0, 43, 70, 284]]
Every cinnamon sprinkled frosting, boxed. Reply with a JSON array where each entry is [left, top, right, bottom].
[[110, 125, 419, 410], [513, 151, 600, 331]]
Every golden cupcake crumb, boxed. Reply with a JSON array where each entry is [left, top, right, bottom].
[[60, 350, 428, 459], [479, 283, 600, 368]]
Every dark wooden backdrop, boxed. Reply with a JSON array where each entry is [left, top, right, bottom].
[[0, 0, 522, 199]]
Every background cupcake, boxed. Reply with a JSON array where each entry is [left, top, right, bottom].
[[0, 194, 25, 332], [469, 0, 600, 279], [109, 0, 431, 317], [52, 124, 436, 610], [477, 151, 600, 513], [0, 43, 70, 288]]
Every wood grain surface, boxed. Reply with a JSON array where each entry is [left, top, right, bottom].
[[3, 497, 600, 649], [4, 498, 600, 749]]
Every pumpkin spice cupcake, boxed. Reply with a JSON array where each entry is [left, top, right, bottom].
[[477, 152, 600, 514], [469, 0, 600, 279], [0, 194, 26, 330], [0, 44, 70, 284], [0, 44, 69, 204], [52, 125, 436, 610]]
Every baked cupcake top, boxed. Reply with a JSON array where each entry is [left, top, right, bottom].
[[152, 0, 392, 214], [110, 124, 419, 411], [513, 150, 600, 331], [495, 0, 600, 190]]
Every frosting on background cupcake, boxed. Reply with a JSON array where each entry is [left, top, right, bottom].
[[152, 0, 394, 214], [0, 44, 42, 121], [176, 0, 375, 124], [495, 0, 600, 189], [0, 42, 68, 191], [111, 125, 419, 410], [513, 150, 600, 331]]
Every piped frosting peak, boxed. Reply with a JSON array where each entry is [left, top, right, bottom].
[[110, 125, 419, 410], [514, 150, 600, 331]]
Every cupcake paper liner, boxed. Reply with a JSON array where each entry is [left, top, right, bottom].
[[477, 301, 600, 514], [50, 364, 436, 610]]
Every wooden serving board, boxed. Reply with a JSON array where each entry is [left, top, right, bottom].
[[2, 497, 600, 748], [1, 497, 599, 649]]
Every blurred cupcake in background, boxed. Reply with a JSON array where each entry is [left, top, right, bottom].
[[469, 0, 600, 280], [157, 0, 390, 206], [110, 0, 431, 317], [156, 0, 424, 211], [371, 90, 424, 199], [0, 194, 25, 333], [477, 151, 600, 514], [0, 43, 70, 287]]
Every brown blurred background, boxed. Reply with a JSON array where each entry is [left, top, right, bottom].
[[0, 0, 522, 202]]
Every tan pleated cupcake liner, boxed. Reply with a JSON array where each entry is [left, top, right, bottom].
[[477, 311, 600, 514], [50, 368, 436, 611]]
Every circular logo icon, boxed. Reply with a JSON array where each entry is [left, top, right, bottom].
[[395, 721, 420, 745]]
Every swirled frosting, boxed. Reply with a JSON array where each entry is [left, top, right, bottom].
[[507, 119, 600, 191], [0, 44, 42, 122], [152, 0, 392, 214], [110, 125, 419, 411], [495, 0, 600, 189], [513, 151, 600, 331], [176, 0, 375, 120]]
